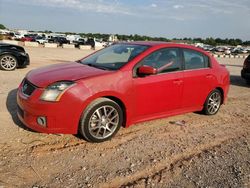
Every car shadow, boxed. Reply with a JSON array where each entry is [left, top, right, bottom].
[[6, 88, 34, 132], [230, 75, 250, 87]]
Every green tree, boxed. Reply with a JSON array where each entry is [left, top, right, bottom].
[[242, 41, 250, 46], [0, 24, 6, 29], [203, 37, 216, 46]]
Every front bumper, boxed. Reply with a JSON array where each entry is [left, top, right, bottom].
[[241, 68, 250, 80], [16, 83, 84, 134], [18, 53, 30, 67]]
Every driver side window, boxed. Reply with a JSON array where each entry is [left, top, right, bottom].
[[140, 48, 181, 74]]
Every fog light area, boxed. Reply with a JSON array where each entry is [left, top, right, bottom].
[[37, 116, 47, 127]]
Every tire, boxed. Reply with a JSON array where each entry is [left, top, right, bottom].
[[203, 89, 222, 115], [0, 54, 17, 71], [246, 80, 250, 85], [79, 98, 123, 142]]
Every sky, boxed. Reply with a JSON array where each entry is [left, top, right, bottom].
[[0, 0, 250, 40]]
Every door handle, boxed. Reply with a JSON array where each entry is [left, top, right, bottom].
[[173, 80, 183, 85], [206, 74, 213, 79]]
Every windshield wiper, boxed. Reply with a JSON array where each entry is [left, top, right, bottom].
[[85, 63, 110, 70]]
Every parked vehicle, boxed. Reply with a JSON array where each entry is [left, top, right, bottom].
[[214, 47, 225, 53], [0, 43, 29, 71], [9, 32, 23, 40], [20, 34, 36, 42], [17, 42, 229, 142], [66, 35, 81, 43], [85, 38, 95, 49], [13, 33, 23, 40], [95, 39, 107, 48], [48, 37, 69, 46], [231, 48, 248, 55], [202, 45, 214, 52], [74, 38, 85, 48], [224, 49, 231, 55], [241, 55, 250, 84], [35, 36, 48, 44]]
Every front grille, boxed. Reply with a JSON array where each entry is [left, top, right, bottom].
[[17, 105, 24, 118], [22, 79, 37, 96]]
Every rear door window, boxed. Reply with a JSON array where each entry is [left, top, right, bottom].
[[183, 49, 209, 70]]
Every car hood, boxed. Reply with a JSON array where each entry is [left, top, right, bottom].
[[0, 43, 25, 51], [26, 62, 110, 87]]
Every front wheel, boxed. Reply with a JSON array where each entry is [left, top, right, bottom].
[[203, 89, 222, 115], [0, 54, 17, 71], [79, 98, 123, 142]]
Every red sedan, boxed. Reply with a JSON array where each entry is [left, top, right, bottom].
[[20, 36, 35, 42], [17, 42, 230, 142]]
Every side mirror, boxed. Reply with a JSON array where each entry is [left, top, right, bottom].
[[138, 65, 157, 75]]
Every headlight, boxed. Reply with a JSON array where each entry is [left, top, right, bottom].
[[40, 81, 75, 102], [19, 52, 27, 56]]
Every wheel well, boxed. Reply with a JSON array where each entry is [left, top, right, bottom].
[[215, 87, 224, 104], [0, 53, 18, 61], [104, 96, 127, 127]]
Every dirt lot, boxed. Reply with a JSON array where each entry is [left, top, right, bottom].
[[0, 47, 249, 188]]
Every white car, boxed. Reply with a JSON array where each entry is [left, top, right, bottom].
[[35, 36, 48, 44], [224, 49, 231, 55], [95, 40, 107, 47]]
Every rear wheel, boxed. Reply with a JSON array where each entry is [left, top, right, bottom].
[[79, 98, 123, 142], [0, 54, 17, 71], [203, 89, 222, 115]]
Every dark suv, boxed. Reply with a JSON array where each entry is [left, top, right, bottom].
[[241, 55, 250, 84], [48, 37, 69, 46], [0, 43, 30, 71]]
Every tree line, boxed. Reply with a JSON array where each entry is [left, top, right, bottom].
[[75, 33, 250, 46], [64, 32, 250, 46], [180, 37, 250, 46]]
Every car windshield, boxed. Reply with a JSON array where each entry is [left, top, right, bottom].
[[79, 44, 149, 70]]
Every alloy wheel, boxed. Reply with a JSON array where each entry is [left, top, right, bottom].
[[88, 105, 119, 139], [207, 91, 221, 114], [0, 55, 17, 70]]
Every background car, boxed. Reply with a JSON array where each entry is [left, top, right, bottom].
[[35, 36, 48, 44], [74, 38, 85, 48], [20, 34, 36, 42], [17, 42, 229, 142], [241, 55, 250, 84], [48, 37, 69, 46], [0, 43, 30, 71]]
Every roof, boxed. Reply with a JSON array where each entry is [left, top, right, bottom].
[[119, 41, 208, 55], [121, 41, 169, 46], [120, 41, 194, 48]]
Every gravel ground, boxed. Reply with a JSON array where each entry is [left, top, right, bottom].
[[0, 47, 249, 188]]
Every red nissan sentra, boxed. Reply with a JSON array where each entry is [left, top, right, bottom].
[[17, 42, 230, 142]]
